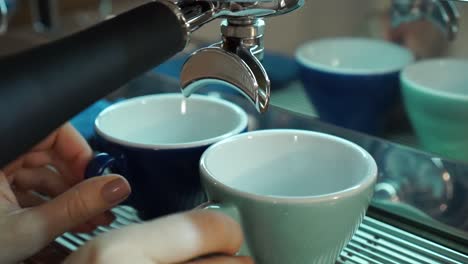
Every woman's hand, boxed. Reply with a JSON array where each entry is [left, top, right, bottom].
[[0, 123, 131, 263], [65, 210, 253, 264]]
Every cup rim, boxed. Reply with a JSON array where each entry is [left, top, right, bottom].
[[295, 37, 414, 75], [401, 58, 468, 101], [200, 129, 377, 204], [94, 93, 249, 150]]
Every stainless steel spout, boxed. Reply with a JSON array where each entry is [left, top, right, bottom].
[[176, 0, 303, 113], [181, 17, 270, 113], [180, 44, 270, 113]]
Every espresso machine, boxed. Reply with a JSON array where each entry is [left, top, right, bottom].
[[0, 0, 462, 167], [0, 0, 306, 168], [1, 0, 468, 262]]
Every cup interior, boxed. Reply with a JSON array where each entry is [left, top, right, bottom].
[[201, 129, 377, 199], [95, 94, 248, 148], [401, 58, 468, 99], [296, 37, 414, 75]]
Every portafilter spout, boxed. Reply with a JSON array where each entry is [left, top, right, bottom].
[[179, 0, 304, 113]]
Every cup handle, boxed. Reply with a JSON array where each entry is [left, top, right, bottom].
[[196, 202, 251, 256], [85, 152, 118, 178], [86, 152, 132, 205]]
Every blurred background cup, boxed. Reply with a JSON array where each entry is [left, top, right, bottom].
[[295, 37, 414, 135], [401, 58, 468, 162]]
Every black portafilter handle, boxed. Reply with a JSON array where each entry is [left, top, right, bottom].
[[0, 1, 187, 167]]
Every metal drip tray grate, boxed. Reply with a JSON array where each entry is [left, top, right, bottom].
[[56, 206, 468, 264]]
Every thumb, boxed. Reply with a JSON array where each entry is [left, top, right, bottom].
[[35, 174, 131, 239], [31, 175, 131, 241], [4, 175, 131, 263]]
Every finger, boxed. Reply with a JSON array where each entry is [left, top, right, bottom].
[[13, 166, 116, 229], [2, 152, 50, 175], [68, 210, 244, 264], [17, 175, 130, 243], [86, 210, 116, 227], [0, 171, 19, 213], [0, 175, 129, 263], [71, 211, 116, 233], [11, 166, 69, 197], [49, 123, 92, 183], [188, 256, 254, 264], [27, 123, 92, 185], [64, 243, 154, 264], [14, 190, 47, 207], [14, 189, 116, 233], [2, 137, 56, 175], [3, 123, 92, 184], [72, 222, 100, 234], [127, 210, 244, 262], [14, 189, 115, 227]]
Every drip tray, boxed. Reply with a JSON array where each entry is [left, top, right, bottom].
[[56, 206, 468, 264]]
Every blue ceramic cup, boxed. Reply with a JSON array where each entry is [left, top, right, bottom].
[[296, 37, 414, 134], [86, 93, 249, 220]]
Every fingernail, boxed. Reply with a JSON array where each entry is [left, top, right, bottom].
[[101, 178, 130, 204]]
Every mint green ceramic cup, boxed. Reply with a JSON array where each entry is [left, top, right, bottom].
[[198, 129, 377, 264], [401, 59, 468, 161]]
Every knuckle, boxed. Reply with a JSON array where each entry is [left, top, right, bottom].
[[65, 188, 91, 221]]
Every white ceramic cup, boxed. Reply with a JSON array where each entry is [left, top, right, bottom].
[[95, 93, 249, 148], [199, 129, 378, 264], [88, 93, 249, 219]]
